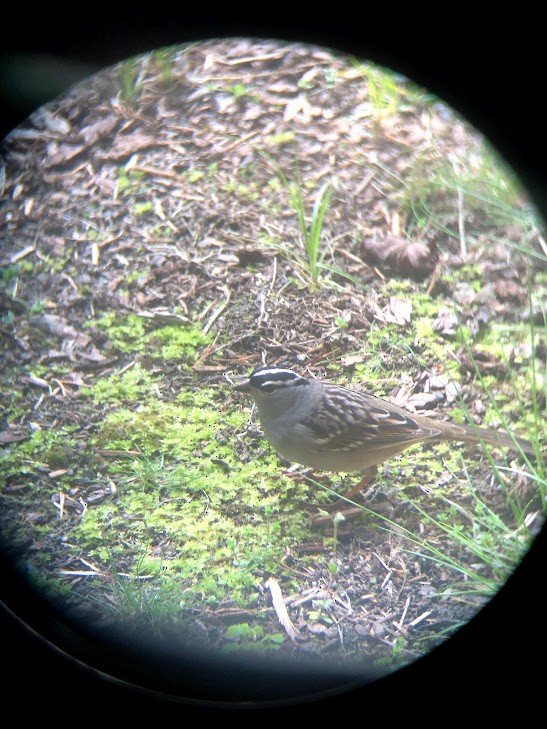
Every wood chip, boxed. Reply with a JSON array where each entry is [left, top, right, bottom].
[[265, 577, 301, 641], [10, 245, 36, 263]]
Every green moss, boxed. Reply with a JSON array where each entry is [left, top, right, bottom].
[[90, 314, 212, 367], [151, 325, 212, 363], [92, 312, 149, 353], [151, 225, 172, 237], [134, 202, 154, 215], [82, 363, 156, 405], [1, 263, 22, 285], [411, 294, 444, 318], [91, 388, 239, 453], [265, 131, 296, 146], [69, 445, 309, 608], [186, 169, 205, 183], [116, 171, 132, 193], [223, 622, 285, 652], [0, 389, 26, 421], [59, 378, 314, 609], [25, 568, 73, 601], [0, 427, 76, 484]]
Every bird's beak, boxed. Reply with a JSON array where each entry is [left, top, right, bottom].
[[233, 378, 251, 393]]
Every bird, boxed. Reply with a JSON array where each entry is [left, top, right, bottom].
[[234, 365, 533, 500]]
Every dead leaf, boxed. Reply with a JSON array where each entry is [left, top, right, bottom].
[[39, 110, 71, 135], [31, 314, 92, 350], [0, 425, 29, 445], [406, 392, 443, 410], [23, 374, 50, 389], [99, 133, 158, 160], [306, 622, 330, 636], [80, 115, 118, 145], [340, 353, 368, 367], [268, 81, 299, 94], [432, 307, 459, 337], [371, 297, 413, 326], [32, 314, 78, 339], [25, 512, 49, 525], [45, 142, 87, 167], [494, 279, 525, 302], [233, 246, 272, 266], [283, 94, 319, 123], [387, 297, 412, 325], [362, 235, 439, 280], [459, 349, 509, 377]]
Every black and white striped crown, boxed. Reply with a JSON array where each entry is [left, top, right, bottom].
[[248, 366, 309, 393]]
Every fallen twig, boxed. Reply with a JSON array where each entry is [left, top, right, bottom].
[[265, 576, 301, 641]]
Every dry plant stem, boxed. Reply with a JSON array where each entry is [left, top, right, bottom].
[[265, 577, 301, 641]]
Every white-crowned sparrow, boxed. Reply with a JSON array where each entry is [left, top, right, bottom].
[[234, 366, 533, 477]]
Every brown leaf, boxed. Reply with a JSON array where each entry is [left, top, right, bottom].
[[362, 235, 439, 280], [100, 133, 158, 160], [340, 353, 367, 367], [369, 297, 412, 326], [0, 425, 29, 445], [233, 247, 272, 266], [406, 392, 443, 410], [80, 115, 118, 145], [386, 297, 412, 325], [267, 81, 299, 94], [31, 314, 92, 350], [432, 307, 459, 337], [459, 349, 509, 377], [39, 110, 71, 135], [494, 279, 525, 302], [44, 142, 86, 167], [23, 374, 50, 389], [32, 314, 78, 339]]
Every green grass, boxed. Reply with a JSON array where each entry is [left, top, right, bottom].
[[350, 59, 436, 122], [410, 454, 541, 587], [290, 180, 334, 288], [222, 623, 285, 653], [255, 149, 337, 290], [396, 136, 543, 260], [119, 58, 141, 103], [421, 301, 543, 594], [150, 47, 178, 87], [119, 52, 174, 104], [308, 442, 542, 601], [367, 120, 546, 595]]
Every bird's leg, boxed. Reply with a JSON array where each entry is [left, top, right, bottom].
[[339, 466, 378, 502], [283, 464, 323, 482], [310, 466, 380, 527], [303, 466, 379, 518]]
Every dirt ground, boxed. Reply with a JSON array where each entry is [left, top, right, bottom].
[[0, 39, 544, 696]]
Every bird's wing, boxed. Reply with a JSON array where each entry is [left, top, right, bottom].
[[301, 384, 441, 452]]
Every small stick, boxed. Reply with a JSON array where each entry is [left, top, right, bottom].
[[265, 577, 301, 641]]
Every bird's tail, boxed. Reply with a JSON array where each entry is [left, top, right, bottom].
[[438, 422, 534, 454]]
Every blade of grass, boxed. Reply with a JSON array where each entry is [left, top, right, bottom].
[[254, 146, 334, 289], [306, 182, 334, 285]]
